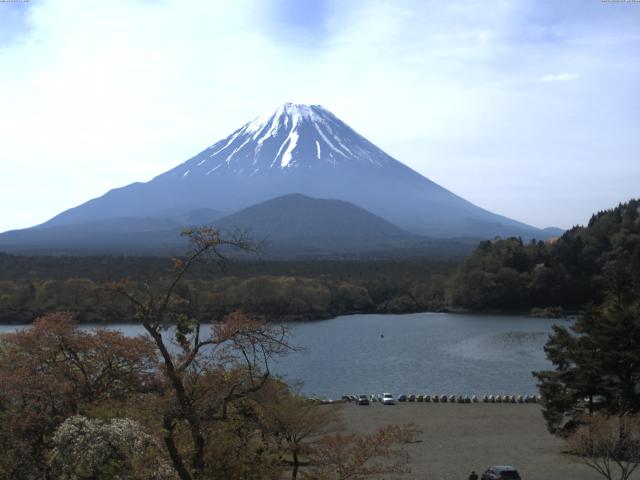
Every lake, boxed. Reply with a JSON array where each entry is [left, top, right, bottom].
[[0, 312, 565, 398]]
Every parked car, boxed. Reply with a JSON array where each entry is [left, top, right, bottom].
[[397, 394, 407, 402], [382, 393, 395, 405], [357, 394, 370, 405], [481, 465, 521, 480]]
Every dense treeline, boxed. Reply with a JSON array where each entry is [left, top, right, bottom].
[[529, 204, 640, 478], [0, 254, 455, 283], [0, 254, 455, 324], [2, 199, 638, 323], [449, 199, 640, 312], [0, 265, 452, 324]]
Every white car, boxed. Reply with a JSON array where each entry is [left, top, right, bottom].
[[382, 393, 395, 405]]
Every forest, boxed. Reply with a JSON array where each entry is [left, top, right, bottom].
[[0, 199, 638, 324], [0, 256, 454, 324], [448, 199, 640, 312]]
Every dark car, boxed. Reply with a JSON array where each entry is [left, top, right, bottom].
[[481, 466, 521, 480], [357, 394, 370, 405]]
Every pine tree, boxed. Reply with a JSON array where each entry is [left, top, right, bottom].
[[534, 300, 640, 436]]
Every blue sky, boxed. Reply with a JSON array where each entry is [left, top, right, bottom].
[[0, 0, 638, 232]]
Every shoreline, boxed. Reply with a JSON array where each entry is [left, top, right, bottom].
[[0, 308, 571, 326]]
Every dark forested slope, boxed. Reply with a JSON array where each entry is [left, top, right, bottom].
[[448, 199, 640, 311]]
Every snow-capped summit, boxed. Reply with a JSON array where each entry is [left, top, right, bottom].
[[33, 103, 553, 240], [178, 103, 392, 175]]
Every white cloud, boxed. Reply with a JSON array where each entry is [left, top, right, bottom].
[[0, 0, 638, 232], [539, 72, 580, 82]]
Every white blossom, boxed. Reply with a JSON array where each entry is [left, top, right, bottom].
[[50, 416, 176, 480]]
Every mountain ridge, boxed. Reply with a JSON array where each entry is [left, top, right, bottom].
[[2, 103, 561, 252], [215, 193, 406, 239], [0, 194, 480, 258]]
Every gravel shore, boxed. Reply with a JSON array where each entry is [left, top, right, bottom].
[[338, 402, 636, 480]]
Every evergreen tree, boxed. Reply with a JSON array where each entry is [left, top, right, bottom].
[[534, 299, 640, 436]]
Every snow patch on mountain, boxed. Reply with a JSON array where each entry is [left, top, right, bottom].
[[280, 129, 299, 168], [182, 102, 393, 178]]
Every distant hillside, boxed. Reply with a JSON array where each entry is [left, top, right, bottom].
[[217, 193, 404, 238], [0, 194, 478, 258], [210, 194, 399, 256], [0, 208, 221, 255], [542, 226, 565, 237], [213, 194, 482, 258]]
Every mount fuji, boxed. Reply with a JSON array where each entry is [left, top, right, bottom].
[[1, 103, 560, 255]]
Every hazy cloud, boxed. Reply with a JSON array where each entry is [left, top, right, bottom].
[[539, 72, 580, 82]]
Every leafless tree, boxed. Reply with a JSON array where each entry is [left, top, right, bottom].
[[304, 424, 420, 480], [110, 227, 295, 480], [568, 414, 640, 480]]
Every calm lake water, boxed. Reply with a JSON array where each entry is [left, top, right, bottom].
[[0, 312, 565, 398]]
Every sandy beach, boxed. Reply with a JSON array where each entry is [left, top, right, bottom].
[[338, 402, 637, 480]]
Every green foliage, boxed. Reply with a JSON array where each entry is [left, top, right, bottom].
[[0, 259, 455, 323], [534, 300, 640, 436], [449, 199, 640, 312], [448, 237, 539, 310], [225, 276, 333, 317]]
